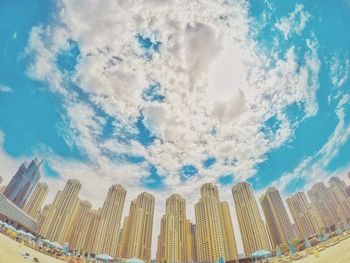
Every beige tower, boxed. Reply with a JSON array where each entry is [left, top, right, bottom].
[[308, 183, 340, 228], [117, 192, 155, 262], [232, 182, 270, 256], [84, 209, 101, 253], [328, 177, 350, 221], [156, 194, 194, 263], [70, 200, 92, 250], [260, 187, 295, 250], [195, 184, 238, 262], [37, 204, 51, 233], [286, 192, 321, 239], [39, 179, 82, 244], [95, 184, 126, 257], [23, 182, 48, 220]]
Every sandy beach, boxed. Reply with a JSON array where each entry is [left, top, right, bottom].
[[0, 233, 63, 263], [295, 236, 350, 263]]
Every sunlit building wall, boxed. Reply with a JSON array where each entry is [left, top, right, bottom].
[[157, 194, 194, 263], [84, 209, 101, 253], [232, 182, 270, 256], [260, 187, 295, 250], [308, 182, 341, 228], [94, 184, 126, 258], [286, 192, 321, 239], [23, 182, 48, 220], [195, 183, 238, 262], [118, 192, 155, 262], [70, 200, 92, 250], [39, 179, 82, 244]]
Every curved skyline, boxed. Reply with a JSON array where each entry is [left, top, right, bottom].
[[1, 0, 350, 258]]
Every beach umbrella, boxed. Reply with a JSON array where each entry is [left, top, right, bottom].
[[5, 224, 18, 232], [26, 232, 36, 239], [95, 253, 113, 262], [251, 250, 272, 258], [124, 258, 145, 263]]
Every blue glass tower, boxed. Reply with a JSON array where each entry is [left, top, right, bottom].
[[3, 159, 43, 208]]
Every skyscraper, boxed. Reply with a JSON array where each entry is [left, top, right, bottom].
[[84, 209, 101, 253], [4, 159, 42, 207], [94, 184, 126, 258], [36, 204, 51, 233], [70, 200, 92, 250], [260, 187, 295, 250], [308, 183, 341, 228], [328, 176, 350, 221], [195, 183, 238, 262], [157, 194, 194, 263], [286, 192, 321, 239], [118, 192, 155, 262], [23, 182, 48, 220], [232, 182, 270, 256], [39, 179, 82, 244]]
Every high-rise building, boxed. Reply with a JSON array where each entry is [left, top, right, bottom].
[[328, 177, 350, 221], [195, 184, 238, 262], [286, 192, 321, 239], [4, 159, 42, 207], [232, 182, 270, 256], [156, 194, 194, 263], [191, 223, 197, 263], [329, 176, 347, 192], [39, 179, 82, 244], [70, 200, 92, 250], [94, 184, 126, 258], [36, 204, 51, 233], [84, 209, 101, 253], [118, 192, 155, 262], [260, 187, 295, 250], [308, 183, 341, 228], [23, 183, 48, 220]]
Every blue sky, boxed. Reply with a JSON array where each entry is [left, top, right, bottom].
[[0, 0, 350, 198], [1, 0, 350, 255]]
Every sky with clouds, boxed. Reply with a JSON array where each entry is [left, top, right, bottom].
[[1, 0, 350, 257]]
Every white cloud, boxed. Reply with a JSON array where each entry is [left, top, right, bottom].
[[20, 0, 326, 257], [330, 54, 350, 88], [275, 4, 310, 40], [0, 85, 13, 93]]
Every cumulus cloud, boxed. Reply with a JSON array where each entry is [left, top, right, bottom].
[[20, 0, 327, 256], [0, 85, 13, 93], [275, 4, 310, 40]]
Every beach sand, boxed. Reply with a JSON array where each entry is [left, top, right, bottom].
[[295, 236, 350, 263], [0, 233, 63, 263]]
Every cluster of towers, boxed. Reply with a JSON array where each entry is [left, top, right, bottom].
[[1, 160, 350, 263]]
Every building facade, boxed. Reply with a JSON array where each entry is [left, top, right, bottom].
[[260, 187, 295, 250], [23, 182, 48, 220], [84, 209, 101, 253], [70, 200, 92, 251], [195, 184, 238, 262], [157, 194, 194, 263], [232, 182, 270, 256], [308, 183, 341, 229], [4, 159, 42, 208], [118, 192, 155, 262], [39, 179, 82, 244], [328, 177, 350, 222], [94, 184, 126, 258], [286, 192, 321, 239]]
